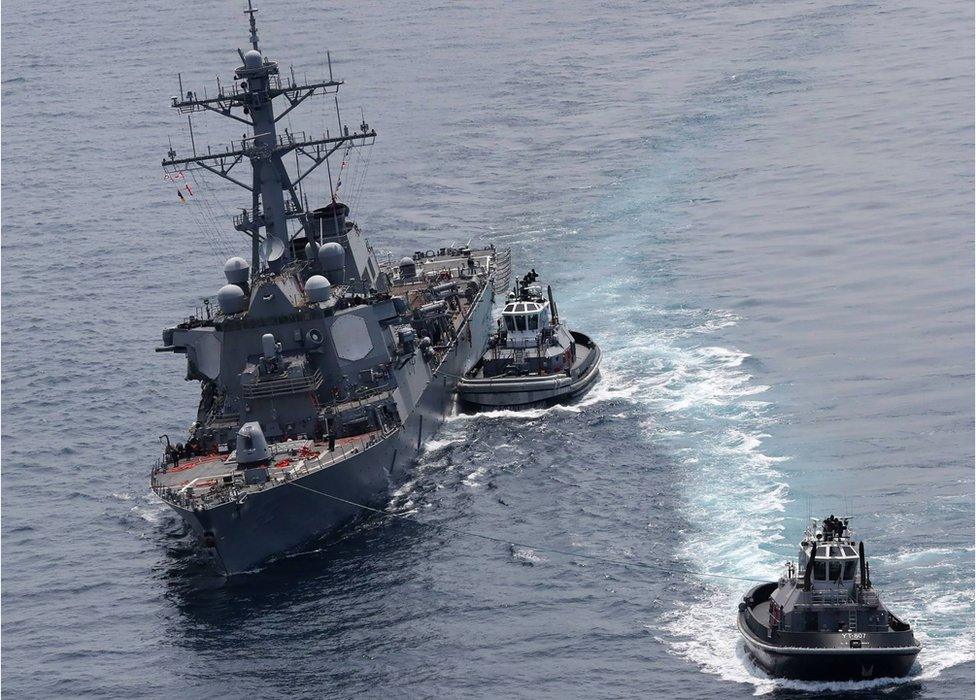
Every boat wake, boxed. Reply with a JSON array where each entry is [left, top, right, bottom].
[[609, 309, 789, 693], [618, 306, 975, 694]]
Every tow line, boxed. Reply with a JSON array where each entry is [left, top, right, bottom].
[[287, 480, 768, 584]]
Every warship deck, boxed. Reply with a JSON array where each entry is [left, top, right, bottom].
[[152, 432, 383, 494]]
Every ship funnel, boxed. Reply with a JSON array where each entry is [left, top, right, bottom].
[[318, 242, 345, 285], [399, 256, 417, 280], [236, 421, 270, 466], [312, 201, 349, 240]]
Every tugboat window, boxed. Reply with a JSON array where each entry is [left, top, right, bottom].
[[829, 561, 842, 580], [528, 314, 539, 331], [844, 561, 857, 579], [814, 561, 827, 580], [515, 315, 526, 331], [505, 317, 516, 331]]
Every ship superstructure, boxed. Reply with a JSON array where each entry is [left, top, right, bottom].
[[151, 3, 508, 573]]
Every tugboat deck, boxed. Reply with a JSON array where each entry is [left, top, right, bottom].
[[467, 336, 597, 378]]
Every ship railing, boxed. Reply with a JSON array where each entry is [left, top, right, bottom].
[[242, 369, 324, 400], [800, 589, 854, 606], [234, 199, 303, 230], [321, 386, 394, 415], [491, 248, 512, 294], [858, 589, 880, 606]]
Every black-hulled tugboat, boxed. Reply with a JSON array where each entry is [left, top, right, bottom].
[[457, 270, 601, 409], [738, 516, 921, 681]]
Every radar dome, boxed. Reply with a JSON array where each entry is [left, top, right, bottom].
[[217, 283, 246, 314], [243, 50, 263, 69], [305, 275, 332, 303], [318, 242, 345, 284], [223, 256, 250, 285], [304, 240, 320, 263]]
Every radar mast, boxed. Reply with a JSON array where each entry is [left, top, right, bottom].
[[162, 0, 376, 279]]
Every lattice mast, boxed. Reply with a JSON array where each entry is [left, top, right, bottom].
[[162, 1, 376, 279]]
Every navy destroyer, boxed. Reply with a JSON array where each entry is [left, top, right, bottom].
[[738, 516, 921, 681], [457, 270, 601, 408], [151, 4, 509, 574]]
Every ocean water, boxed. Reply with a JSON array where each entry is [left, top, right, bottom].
[[2, 0, 973, 698]]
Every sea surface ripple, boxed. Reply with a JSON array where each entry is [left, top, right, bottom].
[[2, 0, 972, 697]]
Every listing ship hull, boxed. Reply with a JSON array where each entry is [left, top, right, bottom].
[[168, 286, 493, 575]]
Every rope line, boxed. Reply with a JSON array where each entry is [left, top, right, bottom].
[[189, 169, 233, 258], [286, 480, 768, 584]]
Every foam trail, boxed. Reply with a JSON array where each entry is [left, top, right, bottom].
[[602, 305, 793, 692], [622, 305, 975, 693]]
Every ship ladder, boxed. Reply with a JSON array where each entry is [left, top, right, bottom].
[[847, 609, 858, 632]]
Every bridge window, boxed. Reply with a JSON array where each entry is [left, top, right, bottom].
[[844, 561, 858, 579], [505, 317, 516, 331], [828, 561, 842, 581], [515, 315, 526, 331], [814, 561, 826, 580], [528, 314, 539, 330]]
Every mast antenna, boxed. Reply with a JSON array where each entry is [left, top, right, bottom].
[[245, 0, 260, 50]]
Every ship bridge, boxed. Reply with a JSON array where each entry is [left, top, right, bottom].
[[795, 516, 863, 594]]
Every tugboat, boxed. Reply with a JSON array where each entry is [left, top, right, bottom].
[[456, 270, 601, 409], [738, 515, 921, 681], [150, 3, 507, 574]]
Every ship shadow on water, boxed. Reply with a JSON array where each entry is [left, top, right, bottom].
[[765, 681, 926, 700], [149, 394, 699, 663], [157, 512, 434, 631]]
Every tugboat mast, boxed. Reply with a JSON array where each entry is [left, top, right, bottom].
[[161, 0, 376, 279]]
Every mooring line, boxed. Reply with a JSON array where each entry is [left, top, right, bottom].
[[286, 480, 768, 584]]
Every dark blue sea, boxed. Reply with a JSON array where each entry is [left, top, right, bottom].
[[2, 0, 973, 697]]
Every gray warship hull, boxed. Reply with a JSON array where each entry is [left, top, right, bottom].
[[172, 287, 493, 575], [152, 8, 511, 577]]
